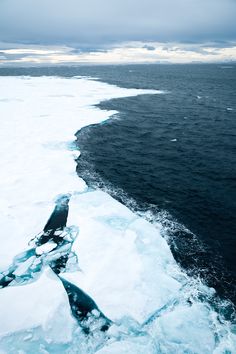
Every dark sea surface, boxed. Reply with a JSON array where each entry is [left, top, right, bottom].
[[1, 64, 236, 308]]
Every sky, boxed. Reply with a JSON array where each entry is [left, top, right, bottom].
[[0, 0, 236, 65]]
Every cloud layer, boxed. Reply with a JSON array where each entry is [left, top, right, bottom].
[[0, 0, 235, 47], [1, 42, 236, 66], [0, 0, 235, 64]]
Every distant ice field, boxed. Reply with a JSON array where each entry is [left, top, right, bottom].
[[0, 76, 235, 353]]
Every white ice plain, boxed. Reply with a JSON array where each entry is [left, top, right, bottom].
[[0, 76, 235, 353]]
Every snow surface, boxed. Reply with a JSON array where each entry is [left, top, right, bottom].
[[0, 76, 235, 353]]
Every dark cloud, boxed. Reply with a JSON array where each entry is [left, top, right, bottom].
[[1, 52, 48, 61], [70, 47, 108, 54], [143, 45, 156, 51], [0, 0, 235, 49]]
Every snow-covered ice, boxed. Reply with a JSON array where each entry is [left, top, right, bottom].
[[0, 268, 75, 341], [0, 76, 235, 353], [0, 76, 158, 267]]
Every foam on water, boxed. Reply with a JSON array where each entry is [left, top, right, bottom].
[[0, 76, 235, 353]]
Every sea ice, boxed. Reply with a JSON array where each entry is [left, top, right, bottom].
[[0, 268, 75, 342], [0, 76, 159, 267], [0, 76, 235, 353]]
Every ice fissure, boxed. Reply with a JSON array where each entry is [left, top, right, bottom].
[[0, 194, 111, 334]]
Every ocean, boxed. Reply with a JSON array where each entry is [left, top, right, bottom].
[[75, 64, 236, 306], [0, 64, 235, 352]]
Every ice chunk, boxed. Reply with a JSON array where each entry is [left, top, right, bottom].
[[64, 191, 182, 323], [35, 242, 57, 255], [154, 303, 216, 353], [97, 336, 157, 354], [13, 256, 36, 276], [0, 268, 75, 343]]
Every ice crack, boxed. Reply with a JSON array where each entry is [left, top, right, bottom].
[[0, 194, 111, 333]]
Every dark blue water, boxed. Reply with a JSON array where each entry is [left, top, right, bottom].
[[1, 64, 236, 307], [75, 64, 236, 306]]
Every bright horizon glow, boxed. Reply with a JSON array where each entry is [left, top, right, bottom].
[[0, 42, 236, 66]]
